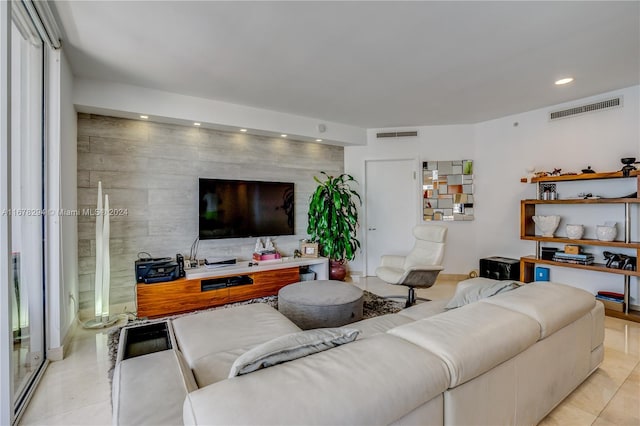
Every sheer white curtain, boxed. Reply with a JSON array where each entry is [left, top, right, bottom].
[[0, 0, 62, 423]]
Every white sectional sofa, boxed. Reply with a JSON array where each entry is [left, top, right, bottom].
[[112, 280, 604, 426]]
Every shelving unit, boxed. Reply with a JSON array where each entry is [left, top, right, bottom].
[[520, 170, 640, 323]]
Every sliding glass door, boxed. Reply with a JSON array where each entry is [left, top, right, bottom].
[[9, 5, 46, 415]]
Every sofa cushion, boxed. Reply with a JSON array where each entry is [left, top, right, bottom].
[[183, 334, 450, 426], [228, 328, 360, 377], [348, 313, 415, 339], [398, 299, 448, 320], [480, 282, 596, 339], [172, 303, 301, 368], [113, 349, 197, 426], [191, 347, 247, 387], [347, 299, 448, 339], [388, 302, 540, 387], [445, 278, 522, 309]]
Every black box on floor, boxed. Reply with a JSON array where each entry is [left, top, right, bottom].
[[479, 256, 520, 281]]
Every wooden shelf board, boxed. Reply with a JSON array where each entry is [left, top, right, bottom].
[[520, 255, 640, 277], [604, 308, 640, 323], [520, 236, 640, 249], [530, 170, 640, 183], [521, 198, 640, 204]]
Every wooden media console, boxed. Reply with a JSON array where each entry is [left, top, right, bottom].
[[136, 257, 329, 318]]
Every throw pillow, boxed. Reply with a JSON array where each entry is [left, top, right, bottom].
[[228, 328, 360, 378], [446, 279, 522, 309]]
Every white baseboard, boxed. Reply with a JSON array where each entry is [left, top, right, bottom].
[[349, 271, 363, 282], [47, 346, 64, 362], [438, 273, 470, 281], [47, 312, 79, 361]]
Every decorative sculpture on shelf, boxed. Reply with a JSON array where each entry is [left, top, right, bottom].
[[265, 237, 274, 251], [603, 251, 636, 271], [252, 237, 281, 262], [254, 238, 264, 254], [621, 157, 639, 177], [525, 166, 536, 183]]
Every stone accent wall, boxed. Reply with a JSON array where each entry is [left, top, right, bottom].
[[77, 114, 344, 311]]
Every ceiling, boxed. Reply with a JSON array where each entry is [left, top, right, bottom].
[[52, 1, 640, 129]]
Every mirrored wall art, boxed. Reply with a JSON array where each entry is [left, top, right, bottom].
[[423, 160, 474, 221]]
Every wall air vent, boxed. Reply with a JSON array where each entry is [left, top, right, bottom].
[[549, 97, 622, 121], [376, 131, 418, 138]]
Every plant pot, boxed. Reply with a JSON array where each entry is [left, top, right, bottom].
[[329, 260, 347, 281]]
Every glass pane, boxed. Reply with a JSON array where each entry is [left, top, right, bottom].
[[10, 17, 45, 407]]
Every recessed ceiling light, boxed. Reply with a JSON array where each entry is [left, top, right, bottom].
[[194, 122, 201, 126], [140, 115, 148, 119], [555, 77, 574, 85], [240, 128, 247, 132], [316, 139, 323, 142], [281, 134, 287, 138]]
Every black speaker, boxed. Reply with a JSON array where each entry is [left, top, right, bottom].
[[176, 253, 185, 278], [479, 257, 520, 281]]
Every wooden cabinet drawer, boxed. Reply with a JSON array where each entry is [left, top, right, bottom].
[[227, 267, 300, 303], [136, 278, 228, 318]]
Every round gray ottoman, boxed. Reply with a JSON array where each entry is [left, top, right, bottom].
[[278, 280, 364, 330]]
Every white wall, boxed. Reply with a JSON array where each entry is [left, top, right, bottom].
[[346, 85, 640, 305], [59, 51, 78, 342], [476, 85, 639, 303], [73, 78, 367, 147], [46, 49, 77, 357], [344, 124, 476, 274]]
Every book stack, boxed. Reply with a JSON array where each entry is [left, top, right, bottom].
[[595, 291, 624, 312], [552, 251, 594, 265]]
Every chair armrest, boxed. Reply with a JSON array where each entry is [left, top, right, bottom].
[[398, 265, 445, 287], [380, 255, 406, 269]]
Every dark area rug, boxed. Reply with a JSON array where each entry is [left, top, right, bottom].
[[107, 290, 403, 380]]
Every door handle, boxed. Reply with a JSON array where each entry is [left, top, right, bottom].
[[368, 227, 377, 231]]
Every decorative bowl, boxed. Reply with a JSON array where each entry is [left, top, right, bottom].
[[533, 215, 561, 237], [596, 224, 617, 242], [566, 224, 584, 240]]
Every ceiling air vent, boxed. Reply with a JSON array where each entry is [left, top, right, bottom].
[[376, 131, 418, 138], [549, 97, 622, 121]]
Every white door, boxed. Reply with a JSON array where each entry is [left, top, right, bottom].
[[365, 159, 418, 276]]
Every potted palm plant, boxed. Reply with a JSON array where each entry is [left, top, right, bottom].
[[307, 172, 361, 280]]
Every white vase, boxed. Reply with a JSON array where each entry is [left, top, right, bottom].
[[532, 215, 561, 237], [566, 224, 584, 240], [596, 224, 616, 241]]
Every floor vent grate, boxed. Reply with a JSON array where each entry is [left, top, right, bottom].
[[550, 97, 622, 120]]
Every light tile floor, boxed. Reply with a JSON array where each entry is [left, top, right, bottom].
[[19, 277, 640, 425]]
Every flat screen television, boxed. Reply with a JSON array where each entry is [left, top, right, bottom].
[[199, 178, 295, 239]]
